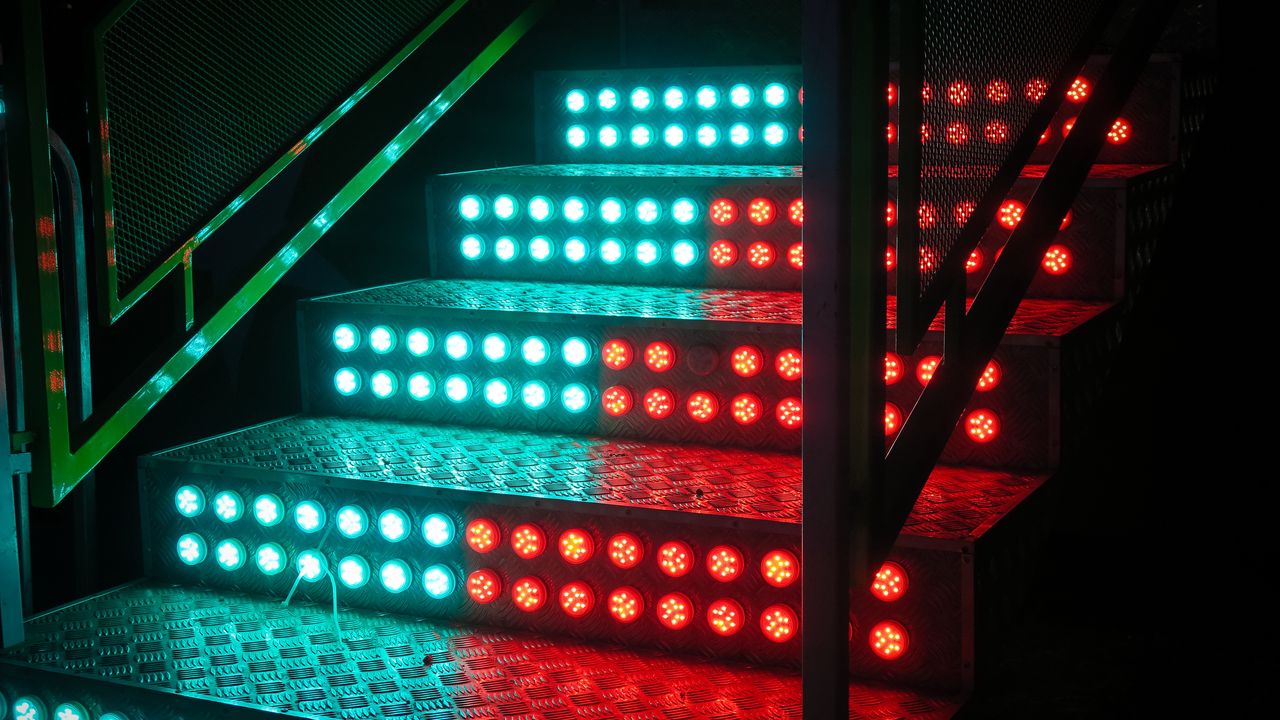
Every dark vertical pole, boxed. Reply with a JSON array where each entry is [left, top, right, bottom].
[[1, 312, 26, 647], [802, 0, 887, 716]]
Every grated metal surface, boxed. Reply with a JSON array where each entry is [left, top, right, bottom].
[[149, 415, 1040, 541], [3, 582, 961, 719], [100, 0, 446, 290], [443, 163, 804, 178]]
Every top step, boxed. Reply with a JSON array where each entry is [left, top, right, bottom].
[[534, 57, 1183, 165]]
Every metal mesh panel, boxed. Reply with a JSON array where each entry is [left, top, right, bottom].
[[912, 0, 1106, 300], [100, 0, 446, 290]]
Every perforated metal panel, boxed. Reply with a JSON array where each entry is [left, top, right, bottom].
[[98, 0, 447, 291]]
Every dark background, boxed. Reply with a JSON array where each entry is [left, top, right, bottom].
[[10, 0, 1235, 716]]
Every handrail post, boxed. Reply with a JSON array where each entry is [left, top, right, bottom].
[[801, 0, 888, 716]]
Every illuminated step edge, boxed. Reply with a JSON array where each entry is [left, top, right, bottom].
[[140, 414, 1046, 694], [429, 163, 1175, 300], [534, 56, 1182, 165], [301, 279, 1113, 468], [1, 583, 962, 720]]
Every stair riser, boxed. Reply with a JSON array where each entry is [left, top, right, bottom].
[[139, 462, 1032, 693], [535, 58, 1181, 165], [429, 165, 1173, 301]]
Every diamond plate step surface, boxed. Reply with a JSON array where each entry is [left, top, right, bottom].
[[1, 582, 961, 719]]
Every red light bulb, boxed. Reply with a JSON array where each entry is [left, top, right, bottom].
[[1066, 76, 1090, 103], [1107, 118, 1131, 144], [776, 397, 803, 429], [788, 198, 804, 226], [657, 592, 694, 630], [953, 200, 976, 226], [870, 621, 909, 660], [707, 598, 745, 637], [985, 79, 1010, 103], [886, 82, 897, 105], [967, 248, 983, 274], [730, 394, 763, 425], [886, 122, 897, 144], [602, 385, 633, 417], [977, 360, 1001, 391], [760, 549, 800, 588], [918, 202, 938, 229], [559, 581, 594, 617], [885, 402, 902, 436], [466, 518, 500, 553], [558, 529, 595, 564], [709, 239, 738, 267], [1063, 117, 1076, 136], [787, 243, 804, 270], [730, 346, 764, 377], [885, 201, 897, 227], [607, 532, 643, 569], [644, 342, 675, 372], [1060, 209, 1073, 230], [706, 545, 743, 582], [776, 349, 802, 380], [511, 523, 545, 559], [657, 540, 694, 578], [602, 339, 633, 370], [917, 356, 940, 385], [1039, 126, 1051, 145], [760, 604, 799, 643], [946, 80, 971, 105], [885, 245, 897, 270], [1025, 78, 1048, 102], [998, 200, 1025, 229], [1043, 245, 1072, 275], [747, 198, 776, 226], [511, 576, 547, 612], [872, 562, 909, 601], [965, 409, 1000, 442], [643, 388, 675, 419], [710, 198, 738, 226], [945, 121, 970, 145], [984, 120, 1009, 144], [467, 569, 502, 604], [885, 353, 904, 385], [687, 391, 719, 423], [608, 586, 643, 623], [746, 241, 776, 269]]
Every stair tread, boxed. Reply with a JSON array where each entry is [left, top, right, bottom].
[[150, 415, 1042, 541], [4, 580, 959, 719], [443, 162, 1168, 182], [312, 278, 1111, 338]]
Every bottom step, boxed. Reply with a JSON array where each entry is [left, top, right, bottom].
[[0, 582, 960, 719]]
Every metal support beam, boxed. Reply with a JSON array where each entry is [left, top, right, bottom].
[[801, 0, 887, 716]]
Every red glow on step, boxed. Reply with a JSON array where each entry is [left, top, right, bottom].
[[559, 581, 594, 617], [466, 518, 500, 554], [643, 388, 676, 419], [657, 592, 694, 630], [731, 346, 764, 377], [511, 577, 547, 612], [761, 549, 799, 588], [608, 587, 643, 623], [709, 239, 738, 267], [747, 198, 776, 226], [872, 562, 909, 601], [602, 339, 633, 370], [559, 529, 595, 564], [1043, 245, 1072, 275], [776, 398, 802, 429], [730, 394, 763, 425], [608, 533, 643, 569], [706, 545, 744, 582], [707, 598, 745, 636], [467, 569, 501, 604], [658, 541, 694, 578], [870, 621, 909, 659], [760, 604, 799, 643], [511, 523, 545, 559], [710, 199, 738, 226], [687, 391, 719, 422], [644, 342, 675, 372], [965, 410, 1000, 442], [602, 385, 633, 416], [1060, 209, 1073, 230]]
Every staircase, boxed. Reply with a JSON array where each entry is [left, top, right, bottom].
[[0, 58, 1182, 719]]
